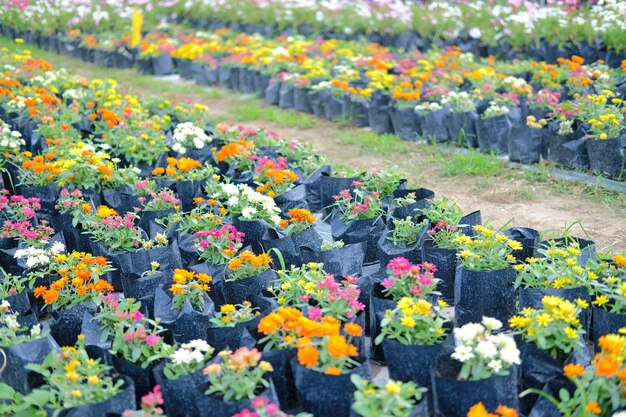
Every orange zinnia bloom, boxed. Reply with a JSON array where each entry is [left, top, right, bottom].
[[297, 345, 319, 367], [563, 363, 585, 378], [595, 356, 619, 378]]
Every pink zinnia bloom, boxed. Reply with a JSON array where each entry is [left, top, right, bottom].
[[145, 334, 161, 347]]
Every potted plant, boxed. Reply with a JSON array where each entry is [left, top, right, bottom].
[[31, 251, 114, 347], [351, 375, 428, 417], [415, 101, 450, 143], [476, 101, 511, 155], [207, 301, 260, 352], [377, 217, 428, 273], [454, 225, 521, 326], [525, 333, 626, 416], [153, 339, 215, 417], [432, 317, 521, 417], [109, 316, 174, 401], [24, 336, 135, 416], [370, 257, 440, 362], [266, 208, 321, 267], [197, 347, 275, 417], [443, 91, 479, 148], [510, 295, 590, 413], [234, 397, 311, 417], [514, 240, 593, 338], [154, 268, 215, 343], [290, 315, 369, 417], [224, 250, 275, 303], [0, 300, 58, 394], [376, 296, 451, 396], [589, 255, 626, 348], [331, 183, 386, 264]]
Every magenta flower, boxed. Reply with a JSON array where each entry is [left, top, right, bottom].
[[145, 334, 161, 347]]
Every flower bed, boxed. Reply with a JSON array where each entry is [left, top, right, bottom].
[[1, 44, 626, 417]]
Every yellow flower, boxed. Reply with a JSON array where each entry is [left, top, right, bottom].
[[66, 371, 80, 382], [220, 304, 236, 314], [87, 375, 100, 385], [593, 295, 610, 307], [413, 299, 432, 316], [552, 278, 572, 289], [385, 381, 401, 395], [575, 299, 589, 309], [259, 361, 274, 372], [71, 389, 82, 398], [400, 316, 416, 328], [537, 313, 553, 327], [509, 315, 532, 328], [564, 327, 578, 339], [508, 240, 523, 251]]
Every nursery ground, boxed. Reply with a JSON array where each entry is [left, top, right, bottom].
[[4, 38, 626, 253]]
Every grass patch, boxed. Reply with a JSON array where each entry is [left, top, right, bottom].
[[227, 99, 317, 129], [337, 130, 411, 156], [438, 149, 503, 177]]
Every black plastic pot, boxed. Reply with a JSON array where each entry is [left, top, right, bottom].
[[455, 267, 517, 326], [278, 83, 295, 109], [54, 376, 135, 417], [508, 125, 548, 164], [517, 339, 590, 414], [343, 97, 370, 128], [205, 320, 256, 352], [232, 218, 274, 251], [368, 283, 396, 363], [331, 215, 385, 265], [390, 106, 420, 141], [323, 95, 344, 121], [476, 114, 511, 155], [111, 355, 160, 403], [592, 306, 626, 350], [389, 188, 434, 221], [318, 173, 361, 216], [502, 227, 539, 264], [586, 136, 626, 180], [422, 241, 457, 302], [368, 95, 393, 134], [446, 111, 478, 148], [223, 269, 277, 304], [152, 362, 204, 417], [292, 360, 371, 417], [418, 108, 450, 143], [194, 382, 277, 417], [262, 349, 299, 410], [294, 87, 313, 113], [300, 241, 365, 278], [152, 54, 174, 76], [382, 338, 445, 392], [260, 227, 322, 268], [50, 301, 97, 348], [432, 356, 519, 417], [376, 227, 426, 273], [264, 79, 280, 105], [547, 135, 590, 171], [1, 334, 59, 393]]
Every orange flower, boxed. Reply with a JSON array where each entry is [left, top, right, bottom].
[[287, 208, 315, 224], [297, 345, 319, 367], [343, 323, 363, 338], [97, 165, 113, 178], [563, 363, 585, 378], [595, 355, 619, 378], [43, 289, 59, 305], [33, 286, 47, 298], [324, 367, 341, 376], [585, 401, 601, 414], [614, 255, 626, 268], [494, 406, 518, 417], [327, 335, 356, 358], [467, 403, 494, 417], [258, 313, 286, 335]]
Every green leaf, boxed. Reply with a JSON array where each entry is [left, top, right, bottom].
[[0, 383, 16, 400]]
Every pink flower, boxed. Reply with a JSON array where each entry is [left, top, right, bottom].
[[145, 334, 161, 347], [123, 332, 134, 341], [381, 278, 395, 289], [307, 307, 322, 321]]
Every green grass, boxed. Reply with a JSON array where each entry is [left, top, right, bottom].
[[437, 149, 504, 177], [227, 99, 318, 129], [337, 130, 411, 156]]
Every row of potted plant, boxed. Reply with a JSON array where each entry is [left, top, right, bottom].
[[11, 25, 626, 181], [1, 46, 626, 417], [4, 0, 626, 63]]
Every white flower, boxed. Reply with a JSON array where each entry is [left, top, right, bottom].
[[500, 346, 521, 366], [227, 196, 239, 206], [488, 359, 502, 373], [476, 341, 498, 359], [50, 242, 65, 255], [468, 27, 482, 39], [0, 300, 9, 312], [481, 317, 502, 331], [454, 323, 484, 344], [451, 345, 474, 362], [171, 348, 193, 366], [612, 412, 626, 417], [5, 315, 19, 330], [241, 207, 258, 219], [184, 339, 212, 352], [30, 324, 42, 337]]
